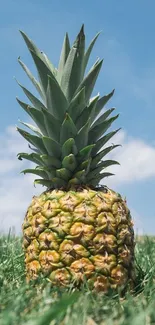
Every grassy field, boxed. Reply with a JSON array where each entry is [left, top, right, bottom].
[[0, 234, 155, 325]]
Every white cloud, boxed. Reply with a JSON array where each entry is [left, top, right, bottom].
[[1, 125, 155, 234], [105, 130, 155, 186], [0, 126, 41, 234]]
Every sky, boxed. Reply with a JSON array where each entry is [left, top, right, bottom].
[[0, 0, 155, 234]]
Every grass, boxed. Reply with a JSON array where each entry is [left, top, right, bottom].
[[0, 234, 155, 325]]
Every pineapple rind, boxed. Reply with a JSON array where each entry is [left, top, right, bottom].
[[23, 187, 135, 291]]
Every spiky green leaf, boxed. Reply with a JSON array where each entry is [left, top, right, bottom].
[[29, 50, 56, 94], [18, 57, 43, 99], [77, 158, 92, 175], [17, 98, 48, 135], [92, 129, 121, 155], [60, 113, 77, 145], [91, 159, 119, 171], [35, 166, 56, 178], [41, 108, 61, 142], [89, 172, 114, 186], [87, 167, 115, 180], [68, 178, 81, 185], [34, 179, 51, 188], [41, 155, 61, 168], [75, 94, 99, 130], [75, 118, 91, 150], [57, 33, 70, 83], [88, 94, 100, 124], [20, 31, 56, 75], [67, 87, 86, 121], [28, 144, 40, 153], [88, 115, 119, 143], [17, 152, 45, 166], [16, 82, 46, 110], [95, 89, 115, 117], [17, 128, 47, 154], [61, 25, 85, 102], [91, 145, 120, 168], [34, 178, 65, 189], [61, 138, 77, 159], [34, 177, 66, 188], [41, 52, 57, 77], [56, 168, 72, 181], [21, 168, 49, 178], [42, 136, 61, 158], [78, 144, 95, 160], [74, 169, 86, 181], [62, 154, 77, 171], [75, 59, 103, 103], [46, 75, 68, 120], [91, 108, 115, 129], [18, 120, 42, 137], [84, 32, 101, 71]]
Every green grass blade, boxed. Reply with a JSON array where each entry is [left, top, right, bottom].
[[33, 293, 80, 325]]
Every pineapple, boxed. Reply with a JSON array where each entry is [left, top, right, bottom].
[[16, 25, 135, 292]]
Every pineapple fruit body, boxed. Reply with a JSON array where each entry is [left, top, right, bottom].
[[23, 187, 135, 291]]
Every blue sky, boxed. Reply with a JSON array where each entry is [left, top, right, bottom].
[[0, 0, 155, 234]]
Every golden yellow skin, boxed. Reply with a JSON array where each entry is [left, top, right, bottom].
[[22, 187, 135, 292]]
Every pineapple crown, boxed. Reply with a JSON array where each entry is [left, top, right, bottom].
[[17, 25, 120, 189]]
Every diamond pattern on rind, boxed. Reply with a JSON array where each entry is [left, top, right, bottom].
[[23, 187, 135, 291]]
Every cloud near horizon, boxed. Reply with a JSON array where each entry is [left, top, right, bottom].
[[105, 130, 155, 185]]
